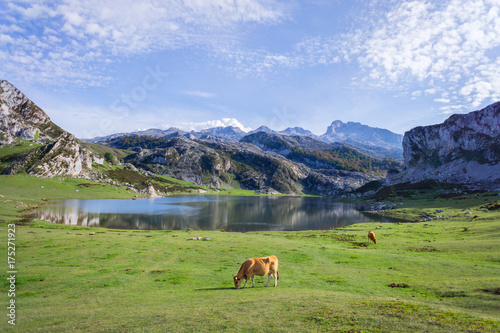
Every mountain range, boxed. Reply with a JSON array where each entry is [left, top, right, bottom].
[[1, 79, 396, 195], [2, 78, 498, 195], [87, 120, 404, 160]]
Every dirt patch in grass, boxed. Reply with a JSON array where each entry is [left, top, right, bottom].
[[16, 213, 35, 225], [389, 283, 410, 288], [150, 270, 165, 274], [351, 242, 369, 248], [481, 288, 500, 295]]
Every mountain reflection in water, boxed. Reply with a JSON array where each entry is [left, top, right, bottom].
[[34, 196, 392, 232]]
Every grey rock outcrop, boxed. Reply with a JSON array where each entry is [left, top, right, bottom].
[[388, 102, 500, 188], [28, 133, 93, 177], [0, 80, 65, 145], [1, 80, 95, 177], [5, 132, 93, 177], [120, 136, 370, 196]]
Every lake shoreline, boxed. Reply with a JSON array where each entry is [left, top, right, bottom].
[[1, 175, 499, 331], [32, 195, 396, 232]]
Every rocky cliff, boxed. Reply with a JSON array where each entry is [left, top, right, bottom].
[[0, 80, 96, 177], [388, 102, 500, 188], [0, 80, 65, 145], [4, 132, 93, 177]]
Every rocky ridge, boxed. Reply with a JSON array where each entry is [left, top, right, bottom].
[[4, 132, 94, 177], [0, 80, 99, 177], [118, 136, 374, 196], [88, 120, 404, 160], [0, 80, 65, 145], [388, 102, 500, 189]]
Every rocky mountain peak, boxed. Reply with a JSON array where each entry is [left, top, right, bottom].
[[321, 119, 402, 151], [0, 80, 98, 177], [1, 80, 65, 145], [280, 127, 316, 137], [250, 125, 275, 134], [0, 80, 29, 111], [326, 120, 344, 133]]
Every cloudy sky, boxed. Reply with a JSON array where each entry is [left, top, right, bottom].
[[1, 0, 499, 138]]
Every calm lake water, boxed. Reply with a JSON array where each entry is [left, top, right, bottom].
[[34, 196, 392, 232]]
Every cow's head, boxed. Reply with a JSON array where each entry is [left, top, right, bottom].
[[232, 274, 242, 289]]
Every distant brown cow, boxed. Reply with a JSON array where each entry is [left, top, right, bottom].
[[368, 231, 377, 244], [233, 255, 279, 289]]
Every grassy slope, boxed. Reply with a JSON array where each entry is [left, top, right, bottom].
[[79, 141, 135, 160], [0, 139, 43, 159], [0, 177, 499, 332]]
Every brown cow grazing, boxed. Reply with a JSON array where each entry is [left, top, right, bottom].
[[368, 231, 377, 244], [233, 255, 279, 289]]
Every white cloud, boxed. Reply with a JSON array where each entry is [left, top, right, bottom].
[[217, 0, 500, 113], [459, 57, 500, 107], [2, 0, 498, 116], [0, 0, 287, 85], [351, 1, 498, 81], [180, 118, 252, 132], [350, 0, 500, 107], [439, 104, 467, 114], [0, 33, 14, 43]]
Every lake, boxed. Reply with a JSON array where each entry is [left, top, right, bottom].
[[34, 195, 393, 232]]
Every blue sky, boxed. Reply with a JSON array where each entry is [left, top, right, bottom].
[[1, 0, 499, 139]]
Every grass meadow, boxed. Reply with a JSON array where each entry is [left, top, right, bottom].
[[0, 175, 499, 332]]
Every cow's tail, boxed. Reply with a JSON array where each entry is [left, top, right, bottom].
[[277, 271, 279, 280]]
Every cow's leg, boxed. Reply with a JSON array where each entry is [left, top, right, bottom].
[[251, 276, 255, 287], [242, 278, 248, 288], [265, 274, 272, 287], [274, 272, 278, 287]]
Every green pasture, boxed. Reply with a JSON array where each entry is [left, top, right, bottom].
[[0, 175, 499, 332]]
